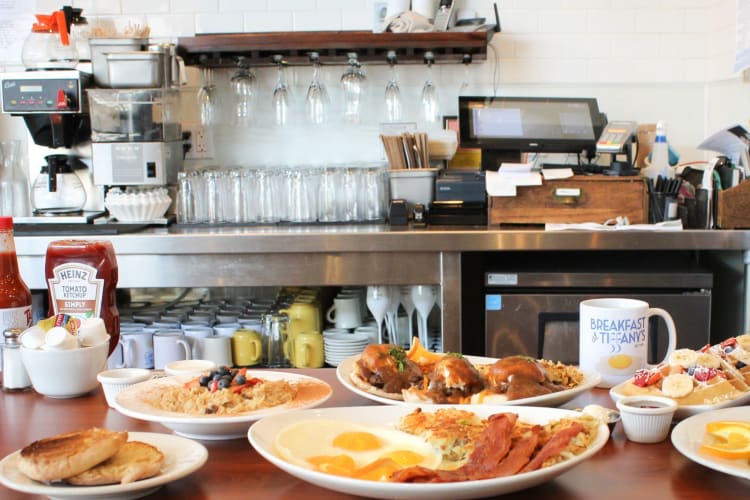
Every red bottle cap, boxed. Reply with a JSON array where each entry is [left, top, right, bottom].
[[0, 216, 13, 230]]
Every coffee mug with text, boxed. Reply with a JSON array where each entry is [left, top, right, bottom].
[[579, 298, 677, 388]]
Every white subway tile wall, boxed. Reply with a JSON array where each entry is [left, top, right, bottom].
[[0, 0, 741, 165]]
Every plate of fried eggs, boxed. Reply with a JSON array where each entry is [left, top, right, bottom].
[[248, 404, 609, 499]]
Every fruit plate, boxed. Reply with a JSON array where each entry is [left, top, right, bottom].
[[337, 354, 601, 407], [671, 406, 750, 480], [609, 380, 750, 420], [0, 432, 207, 500], [113, 371, 332, 440], [248, 404, 609, 500]]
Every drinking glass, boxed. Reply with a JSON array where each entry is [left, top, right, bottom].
[[421, 51, 440, 123], [317, 167, 340, 222], [340, 52, 366, 124], [305, 52, 329, 125], [271, 54, 291, 127], [197, 67, 218, 127], [230, 58, 256, 127], [384, 51, 402, 122], [366, 285, 390, 344], [0, 140, 31, 217]]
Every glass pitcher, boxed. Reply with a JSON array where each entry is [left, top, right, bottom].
[[0, 140, 31, 217], [31, 155, 87, 214]]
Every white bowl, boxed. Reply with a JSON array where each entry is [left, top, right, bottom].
[[97, 367, 152, 407], [21, 337, 110, 398], [615, 395, 678, 443], [164, 359, 216, 376]]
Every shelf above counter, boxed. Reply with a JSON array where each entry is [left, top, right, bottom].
[[176, 30, 496, 67]]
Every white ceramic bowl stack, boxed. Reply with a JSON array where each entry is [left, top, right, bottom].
[[105, 187, 172, 222], [323, 332, 369, 367]]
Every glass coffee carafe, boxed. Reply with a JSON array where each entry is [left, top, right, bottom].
[[31, 155, 87, 214]]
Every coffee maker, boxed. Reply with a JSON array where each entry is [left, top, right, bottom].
[[0, 70, 104, 222], [0, 7, 105, 223]]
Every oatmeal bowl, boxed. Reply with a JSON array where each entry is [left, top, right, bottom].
[[112, 368, 332, 440]]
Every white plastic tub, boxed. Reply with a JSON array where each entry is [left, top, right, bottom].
[[388, 168, 438, 211]]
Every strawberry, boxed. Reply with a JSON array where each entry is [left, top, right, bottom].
[[693, 366, 718, 382], [633, 369, 650, 387]]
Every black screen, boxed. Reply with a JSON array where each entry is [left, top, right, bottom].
[[458, 96, 606, 169]]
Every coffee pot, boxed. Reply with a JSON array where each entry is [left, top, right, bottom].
[[31, 154, 87, 214]]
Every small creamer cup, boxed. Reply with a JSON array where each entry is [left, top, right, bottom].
[[97, 368, 152, 407], [615, 395, 678, 443], [44, 326, 79, 350], [77, 318, 109, 347]]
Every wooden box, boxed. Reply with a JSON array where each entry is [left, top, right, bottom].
[[488, 175, 648, 226], [717, 180, 750, 229]]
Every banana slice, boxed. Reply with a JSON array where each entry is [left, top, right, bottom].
[[661, 373, 694, 398], [695, 352, 721, 369], [668, 348, 698, 369], [736, 334, 750, 351]]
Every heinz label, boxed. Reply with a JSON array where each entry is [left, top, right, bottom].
[[47, 263, 103, 319]]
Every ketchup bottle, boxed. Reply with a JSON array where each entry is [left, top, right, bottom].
[[0, 217, 33, 338], [45, 240, 119, 355]]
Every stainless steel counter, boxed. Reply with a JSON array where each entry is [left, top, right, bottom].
[[16, 225, 750, 352]]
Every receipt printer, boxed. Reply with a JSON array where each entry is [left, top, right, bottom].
[[435, 170, 486, 202]]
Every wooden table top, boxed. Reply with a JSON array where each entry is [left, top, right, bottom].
[[0, 368, 746, 500]]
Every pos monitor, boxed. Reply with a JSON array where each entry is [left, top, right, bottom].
[[458, 96, 607, 171]]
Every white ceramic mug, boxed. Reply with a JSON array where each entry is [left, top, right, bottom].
[[182, 326, 214, 359], [118, 330, 155, 369], [579, 298, 677, 388], [202, 335, 233, 367], [213, 322, 241, 337], [326, 296, 363, 329], [153, 331, 191, 369]]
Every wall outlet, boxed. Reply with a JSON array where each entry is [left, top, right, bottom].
[[185, 123, 213, 159]]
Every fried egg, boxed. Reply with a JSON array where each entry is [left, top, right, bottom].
[[274, 419, 442, 481]]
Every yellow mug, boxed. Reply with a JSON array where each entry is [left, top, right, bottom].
[[290, 331, 324, 368], [232, 328, 263, 366], [280, 302, 321, 334]]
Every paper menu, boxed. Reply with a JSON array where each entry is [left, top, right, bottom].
[[485, 162, 542, 197]]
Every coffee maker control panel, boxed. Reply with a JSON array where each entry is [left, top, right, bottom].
[[1, 70, 83, 114]]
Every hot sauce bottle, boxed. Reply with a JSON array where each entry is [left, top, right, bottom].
[[45, 240, 120, 355], [0, 217, 33, 348]]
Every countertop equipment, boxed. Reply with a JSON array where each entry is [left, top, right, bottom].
[[0, 69, 105, 224], [87, 88, 182, 188]]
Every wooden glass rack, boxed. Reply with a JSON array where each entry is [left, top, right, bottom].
[[176, 30, 496, 67]]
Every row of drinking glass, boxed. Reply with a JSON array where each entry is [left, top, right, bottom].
[[176, 165, 389, 225], [198, 51, 442, 127]]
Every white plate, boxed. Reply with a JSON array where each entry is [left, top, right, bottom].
[[671, 406, 750, 480], [114, 371, 332, 440], [248, 404, 609, 500], [337, 354, 601, 407], [0, 432, 207, 500], [609, 380, 750, 420]]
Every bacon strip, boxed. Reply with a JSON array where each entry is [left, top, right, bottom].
[[461, 412, 518, 476], [485, 425, 542, 478], [520, 422, 585, 473]]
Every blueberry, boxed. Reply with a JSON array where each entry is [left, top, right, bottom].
[[235, 374, 246, 385], [212, 372, 223, 381], [218, 378, 231, 389], [687, 366, 695, 376], [725, 345, 735, 353], [217, 365, 230, 375], [199, 375, 210, 386], [738, 361, 747, 369]]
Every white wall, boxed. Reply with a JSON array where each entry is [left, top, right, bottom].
[[1, 0, 747, 169]]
